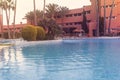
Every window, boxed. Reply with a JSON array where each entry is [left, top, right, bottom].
[[70, 23, 73, 25], [86, 11, 91, 14], [74, 22, 81, 25], [74, 14, 77, 16], [57, 16, 61, 18], [106, 5, 109, 8], [78, 13, 82, 16], [106, 17, 109, 19], [66, 23, 68, 25], [109, 4, 116, 7], [66, 14, 73, 17], [106, 16, 116, 19], [87, 20, 91, 23], [112, 16, 116, 19]]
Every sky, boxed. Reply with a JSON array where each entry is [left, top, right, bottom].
[[3, 0, 91, 25]]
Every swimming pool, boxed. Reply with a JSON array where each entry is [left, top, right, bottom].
[[0, 38, 120, 80]]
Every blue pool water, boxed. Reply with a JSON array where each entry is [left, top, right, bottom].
[[0, 39, 120, 80]]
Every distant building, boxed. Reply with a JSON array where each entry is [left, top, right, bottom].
[[0, 8, 26, 35]]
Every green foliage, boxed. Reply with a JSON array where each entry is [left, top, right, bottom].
[[21, 25, 37, 41], [46, 3, 59, 19], [36, 26, 45, 40], [25, 10, 44, 25], [38, 19, 62, 40]]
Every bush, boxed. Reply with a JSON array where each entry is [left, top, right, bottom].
[[36, 26, 45, 40], [21, 25, 37, 41]]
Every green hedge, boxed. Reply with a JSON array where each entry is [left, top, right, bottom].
[[21, 25, 37, 41], [36, 26, 45, 40]]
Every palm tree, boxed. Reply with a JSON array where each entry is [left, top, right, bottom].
[[95, 0, 100, 37], [46, 3, 59, 20], [43, 0, 45, 19], [0, 0, 15, 39], [25, 10, 44, 25], [58, 6, 69, 26], [0, 0, 3, 38], [13, 0, 17, 38], [108, 0, 115, 34], [104, 0, 106, 35], [33, 0, 37, 25]]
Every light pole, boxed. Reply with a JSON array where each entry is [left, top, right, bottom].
[[33, 0, 37, 26]]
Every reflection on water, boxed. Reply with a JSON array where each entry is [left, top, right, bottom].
[[0, 39, 120, 80]]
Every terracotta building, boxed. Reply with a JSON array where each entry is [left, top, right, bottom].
[[100, 0, 120, 34], [55, 1, 97, 37], [56, 0, 120, 36]]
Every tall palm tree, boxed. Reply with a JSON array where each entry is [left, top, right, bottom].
[[43, 0, 45, 19], [13, 0, 17, 38], [46, 3, 59, 20], [0, 0, 15, 39], [33, 0, 37, 25], [104, 0, 106, 35], [0, 0, 3, 38], [95, 0, 100, 37], [108, 0, 115, 34]]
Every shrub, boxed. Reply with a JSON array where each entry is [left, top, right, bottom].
[[36, 26, 45, 40], [21, 25, 37, 41]]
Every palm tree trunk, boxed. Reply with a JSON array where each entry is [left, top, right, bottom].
[[108, 0, 115, 34], [33, 0, 37, 25], [5, 9, 11, 39], [13, 0, 17, 39], [95, 0, 99, 37], [43, 0, 45, 19], [104, 0, 106, 35], [0, 0, 3, 38], [0, 8, 3, 38]]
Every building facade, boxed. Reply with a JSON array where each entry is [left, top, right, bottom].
[[56, 0, 120, 36], [100, 0, 120, 34]]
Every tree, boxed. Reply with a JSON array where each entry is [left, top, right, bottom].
[[13, 0, 17, 38], [33, 0, 37, 25], [81, 9, 89, 35], [104, 0, 106, 35], [57, 6, 69, 26], [43, 0, 45, 19], [95, 0, 100, 37], [0, 0, 15, 38], [38, 19, 62, 39], [0, 3, 3, 38], [108, 0, 115, 34], [46, 3, 59, 20], [25, 10, 43, 25]]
